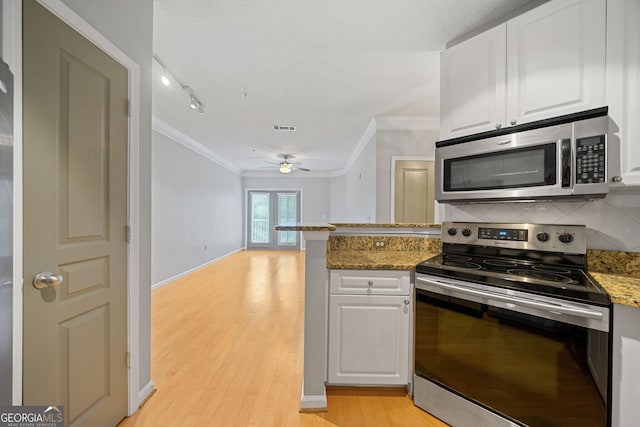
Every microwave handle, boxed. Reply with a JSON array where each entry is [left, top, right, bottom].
[[561, 138, 571, 188]]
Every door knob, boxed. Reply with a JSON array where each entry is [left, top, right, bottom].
[[33, 272, 64, 290]]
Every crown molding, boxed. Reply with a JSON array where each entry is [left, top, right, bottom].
[[375, 115, 439, 131], [334, 118, 377, 177], [152, 116, 241, 174], [334, 115, 440, 176]]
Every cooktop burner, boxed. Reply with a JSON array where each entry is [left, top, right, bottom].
[[416, 221, 610, 306], [417, 253, 609, 306]]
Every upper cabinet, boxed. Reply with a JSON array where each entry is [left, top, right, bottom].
[[440, 25, 506, 139], [606, 0, 640, 186], [440, 0, 606, 140]]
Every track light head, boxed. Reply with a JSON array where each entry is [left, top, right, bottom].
[[154, 54, 206, 115], [188, 94, 205, 114]]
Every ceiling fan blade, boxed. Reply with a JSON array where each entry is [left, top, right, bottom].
[[296, 167, 311, 172]]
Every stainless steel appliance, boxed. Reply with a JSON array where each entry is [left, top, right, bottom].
[[414, 222, 611, 427], [435, 108, 611, 203], [0, 59, 13, 406]]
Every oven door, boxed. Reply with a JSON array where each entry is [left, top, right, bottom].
[[414, 274, 610, 427]]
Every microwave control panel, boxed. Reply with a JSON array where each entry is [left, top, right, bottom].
[[575, 135, 606, 184]]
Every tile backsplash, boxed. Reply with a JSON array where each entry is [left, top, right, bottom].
[[444, 187, 640, 252]]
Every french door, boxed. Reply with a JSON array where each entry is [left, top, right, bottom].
[[247, 190, 300, 249]]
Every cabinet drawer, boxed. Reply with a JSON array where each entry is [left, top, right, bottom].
[[330, 270, 411, 295]]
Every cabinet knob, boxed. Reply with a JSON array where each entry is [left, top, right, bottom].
[[367, 280, 373, 286], [612, 176, 623, 183], [495, 123, 502, 129], [510, 119, 517, 125], [404, 299, 410, 305]]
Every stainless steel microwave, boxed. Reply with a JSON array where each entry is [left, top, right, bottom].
[[435, 112, 610, 203]]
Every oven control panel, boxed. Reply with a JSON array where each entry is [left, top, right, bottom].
[[478, 227, 528, 241], [442, 222, 587, 254]]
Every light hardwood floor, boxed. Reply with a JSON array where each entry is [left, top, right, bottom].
[[118, 250, 448, 427]]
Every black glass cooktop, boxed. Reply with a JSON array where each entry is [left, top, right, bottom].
[[416, 250, 610, 306]]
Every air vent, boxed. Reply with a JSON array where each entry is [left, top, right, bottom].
[[273, 124, 296, 132]]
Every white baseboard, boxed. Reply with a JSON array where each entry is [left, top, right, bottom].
[[151, 248, 243, 290], [138, 380, 156, 407], [300, 385, 327, 411]]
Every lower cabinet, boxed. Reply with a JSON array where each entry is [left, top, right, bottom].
[[611, 303, 640, 427], [327, 270, 411, 385]]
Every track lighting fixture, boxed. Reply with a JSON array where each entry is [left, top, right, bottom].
[[153, 54, 205, 114]]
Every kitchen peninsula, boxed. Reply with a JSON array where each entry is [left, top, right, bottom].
[[275, 223, 441, 410]]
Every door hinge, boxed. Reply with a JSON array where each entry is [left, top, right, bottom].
[[126, 352, 131, 368], [125, 225, 132, 243], [126, 99, 132, 117]]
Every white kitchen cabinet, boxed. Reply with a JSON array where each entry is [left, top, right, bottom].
[[611, 304, 640, 427], [439, 0, 606, 140], [440, 24, 506, 139], [506, 0, 605, 125], [328, 270, 411, 386], [606, 0, 640, 186]]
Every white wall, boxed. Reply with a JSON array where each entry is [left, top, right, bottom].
[[243, 176, 331, 245], [444, 187, 640, 252], [152, 131, 243, 285], [375, 129, 438, 222], [330, 132, 377, 222]]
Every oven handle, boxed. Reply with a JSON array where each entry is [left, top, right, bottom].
[[416, 276, 604, 321]]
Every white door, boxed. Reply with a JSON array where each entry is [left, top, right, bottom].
[[440, 24, 507, 140], [506, 0, 606, 125], [394, 160, 435, 223], [23, 2, 129, 426]]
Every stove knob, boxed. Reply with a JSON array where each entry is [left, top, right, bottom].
[[447, 228, 457, 236], [558, 232, 574, 244], [536, 232, 550, 242], [461, 228, 472, 237]]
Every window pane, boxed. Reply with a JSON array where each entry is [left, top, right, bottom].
[[277, 193, 297, 244], [251, 193, 270, 243]]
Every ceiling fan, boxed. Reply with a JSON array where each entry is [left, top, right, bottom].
[[265, 154, 310, 174]]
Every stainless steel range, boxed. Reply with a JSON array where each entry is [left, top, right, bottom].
[[413, 222, 611, 427]]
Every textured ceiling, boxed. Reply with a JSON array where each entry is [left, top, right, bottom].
[[152, 0, 534, 174]]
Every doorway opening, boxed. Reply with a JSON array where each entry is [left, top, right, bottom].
[[247, 190, 300, 249]]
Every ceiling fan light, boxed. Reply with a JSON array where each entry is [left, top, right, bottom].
[[279, 163, 293, 174]]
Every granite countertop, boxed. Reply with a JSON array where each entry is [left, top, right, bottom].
[[274, 223, 336, 232], [590, 272, 640, 308], [331, 223, 441, 228], [326, 250, 436, 271]]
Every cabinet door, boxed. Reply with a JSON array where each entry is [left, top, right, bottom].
[[606, 0, 640, 186], [440, 24, 506, 140], [612, 304, 640, 427], [506, 0, 606, 126], [328, 295, 410, 385]]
